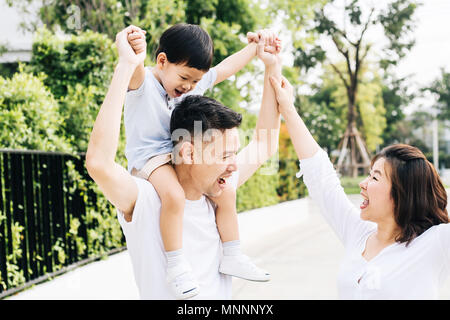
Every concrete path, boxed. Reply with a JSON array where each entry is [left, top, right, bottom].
[[6, 194, 450, 300]]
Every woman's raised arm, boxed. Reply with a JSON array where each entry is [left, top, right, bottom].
[[269, 76, 319, 160], [269, 76, 371, 247]]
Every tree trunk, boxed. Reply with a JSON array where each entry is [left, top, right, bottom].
[[334, 100, 371, 177]]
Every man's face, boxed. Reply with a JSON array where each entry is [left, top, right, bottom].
[[190, 127, 240, 198], [159, 59, 206, 98]]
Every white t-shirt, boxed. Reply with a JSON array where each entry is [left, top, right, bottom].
[[116, 170, 238, 300], [298, 148, 450, 299], [124, 66, 218, 172]]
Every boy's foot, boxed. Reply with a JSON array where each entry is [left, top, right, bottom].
[[167, 262, 200, 299], [219, 254, 270, 282]]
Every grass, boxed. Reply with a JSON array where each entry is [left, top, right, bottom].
[[339, 175, 365, 195], [302, 175, 364, 196]]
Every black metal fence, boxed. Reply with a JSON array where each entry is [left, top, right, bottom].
[[0, 149, 124, 298]]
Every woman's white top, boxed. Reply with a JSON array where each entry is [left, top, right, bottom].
[[298, 148, 450, 299]]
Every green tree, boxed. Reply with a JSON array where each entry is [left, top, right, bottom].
[[380, 75, 414, 146], [299, 84, 347, 153], [293, 0, 418, 176], [425, 68, 450, 121], [27, 27, 119, 153], [0, 66, 71, 152], [303, 64, 386, 153]]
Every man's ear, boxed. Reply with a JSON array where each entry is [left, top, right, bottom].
[[156, 52, 167, 69], [178, 141, 194, 164]]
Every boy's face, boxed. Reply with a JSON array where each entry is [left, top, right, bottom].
[[157, 54, 207, 98]]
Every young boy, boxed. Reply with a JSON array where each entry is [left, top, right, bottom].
[[124, 24, 280, 299]]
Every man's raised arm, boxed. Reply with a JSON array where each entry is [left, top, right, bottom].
[[85, 26, 144, 220], [236, 34, 282, 188]]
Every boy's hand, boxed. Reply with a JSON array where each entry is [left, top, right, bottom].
[[127, 28, 147, 54], [115, 25, 146, 67]]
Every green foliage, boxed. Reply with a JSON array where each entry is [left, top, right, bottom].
[[26, 27, 120, 154], [237, 162, 280, 212], [85, 182, 125, 256], [379, 76, 412, 147], [340, 175, 365, 194], [294, 0, 419, 72], [300, 77, 347, 151], [357, 73, 387, 151], [0, 66, 71, 152], [185, 0, 262, 32], [299, 64, 387, 152], [6, 221, 26, 289], [378, 0, 418, 69], [29, 27, 116, 100], [425, 68, 450, 120], [276, 123, 307, 202], [291, 0, 418, 158], [0, 0, 321, 295]]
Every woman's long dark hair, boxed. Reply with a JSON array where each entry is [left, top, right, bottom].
[[372, 144, 448, 245]]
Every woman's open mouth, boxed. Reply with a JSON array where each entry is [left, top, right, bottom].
[[360, 193, 369, 210], [360, 199, 369, 210]]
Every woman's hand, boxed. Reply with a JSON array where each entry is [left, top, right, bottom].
[[269, 75, 295, 115], [115, 25, 146, 68]]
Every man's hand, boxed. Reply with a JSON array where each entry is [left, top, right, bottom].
[[116, 25, 146, 67]]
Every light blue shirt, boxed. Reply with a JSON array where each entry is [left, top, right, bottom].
[[124, 66, 217, 172]]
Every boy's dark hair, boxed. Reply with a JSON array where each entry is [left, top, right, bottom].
[[170, 95, 242, 146], [155, 23, 214, 71]]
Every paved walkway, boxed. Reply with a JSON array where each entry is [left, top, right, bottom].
[[6, 194, 450, 300]]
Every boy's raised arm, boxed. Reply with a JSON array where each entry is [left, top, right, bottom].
[[129, 62, 145, 90], [213, 42, 257, 85], [86, 26, 145, 220], [213, 30, 280, 86]]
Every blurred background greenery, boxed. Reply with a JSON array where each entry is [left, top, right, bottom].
[[1, 0, 450, 294], [2, 0, 449, 210]]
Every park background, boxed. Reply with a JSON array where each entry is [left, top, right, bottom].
[[0, 0, 449, 299]]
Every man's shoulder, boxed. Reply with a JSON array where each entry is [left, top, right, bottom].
[[132, 176, 161, 207]]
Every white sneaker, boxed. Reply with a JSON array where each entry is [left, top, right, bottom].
[[219, 254, 270, 282], [166, 261, 200, 300]]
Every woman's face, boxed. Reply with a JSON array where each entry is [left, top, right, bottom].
[[359, 157, 395, 224]]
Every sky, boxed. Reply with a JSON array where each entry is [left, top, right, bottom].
[[392, 0, 450, 116], [395, 0, 450, 88]]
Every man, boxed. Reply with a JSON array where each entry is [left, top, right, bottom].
[[85, 25, 282, 299]]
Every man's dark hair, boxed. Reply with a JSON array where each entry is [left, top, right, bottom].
[[170, 95, 242, 146], [155, 23, 214, 71]]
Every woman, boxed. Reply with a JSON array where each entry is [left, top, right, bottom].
[[269, 75, 449, 299]]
